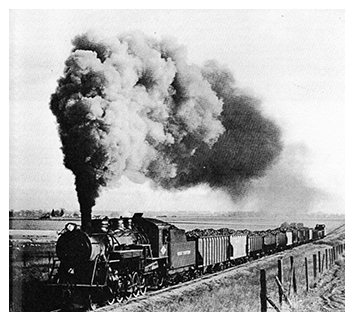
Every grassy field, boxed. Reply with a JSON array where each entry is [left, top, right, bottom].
[[9, 238, 58, 311]]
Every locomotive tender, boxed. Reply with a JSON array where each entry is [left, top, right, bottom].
[[49, 213, 326, 309]]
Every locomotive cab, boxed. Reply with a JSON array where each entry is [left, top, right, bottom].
[[132, 213, 171, 259]]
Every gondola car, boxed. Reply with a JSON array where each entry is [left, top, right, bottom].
[[197, 235, 229, 273], [248, 234, 263, 258], [229, 234, 248, 264], [263, 233, 277, 253], [275, 232, 287, 251]]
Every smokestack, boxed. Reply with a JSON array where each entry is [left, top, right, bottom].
[[49, 31, 282, 216], [80, 204, 92, 234], [75, 173, 97, 234]]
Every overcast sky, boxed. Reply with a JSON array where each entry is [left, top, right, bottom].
[[9, 9, 345, 215]]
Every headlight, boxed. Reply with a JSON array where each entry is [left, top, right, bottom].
[[65, 223, 77, 232]]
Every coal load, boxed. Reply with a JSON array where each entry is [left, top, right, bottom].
[[185, 225, 291, 240], [186, 227, 252, 239]]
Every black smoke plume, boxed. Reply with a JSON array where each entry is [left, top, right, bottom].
[[154, 61, 283, 197], [50, 31, 282, 231]]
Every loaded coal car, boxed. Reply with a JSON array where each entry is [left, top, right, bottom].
[[285, 230, 293, 248], [308, 228, 313, 241], [275, 231, 287, 251], [314, 224, 327, 239], [315, 224, 327, 239], [297, 228, 306, 244], [280, 223, 293, 248], [288, 223, 299, 246], [196, 235, 229, 273], [312, 228, 320, 240], [248, 234, 263, 258], [263, 232, 277, 254], [291, 229, 299, 245], [229, 234, 248, 265]]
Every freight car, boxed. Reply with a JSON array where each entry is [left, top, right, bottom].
[[49, 213, 326, 310], [248, 234, 263, 258], [275, 232, 287, 250], [263, 233, 277, 253]]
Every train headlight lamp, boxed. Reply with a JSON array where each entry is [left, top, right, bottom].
[[65, 223, 77, 232]]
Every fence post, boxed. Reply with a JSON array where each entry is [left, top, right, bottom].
[[291, 256, 297, 294], [305, 257, 309, 292], [333, 246, 336, 261], [260, 269, 267, 312], [278, 259, 283, 306], [325, 249, 328, 270], [313, 254, 317, 283], [318, 251, 321, 274], [288, 256, 293, 295]]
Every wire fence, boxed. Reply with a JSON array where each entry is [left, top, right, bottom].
[[259, 243, 345, 312]]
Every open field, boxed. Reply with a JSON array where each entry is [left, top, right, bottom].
[[9, 213, 344, 233]]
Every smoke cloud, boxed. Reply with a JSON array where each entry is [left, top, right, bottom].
[[246, 143, 327, 215], [50, 31, 282, 221]]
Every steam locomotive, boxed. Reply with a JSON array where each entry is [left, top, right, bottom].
[[49, 213, 326, 310]]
